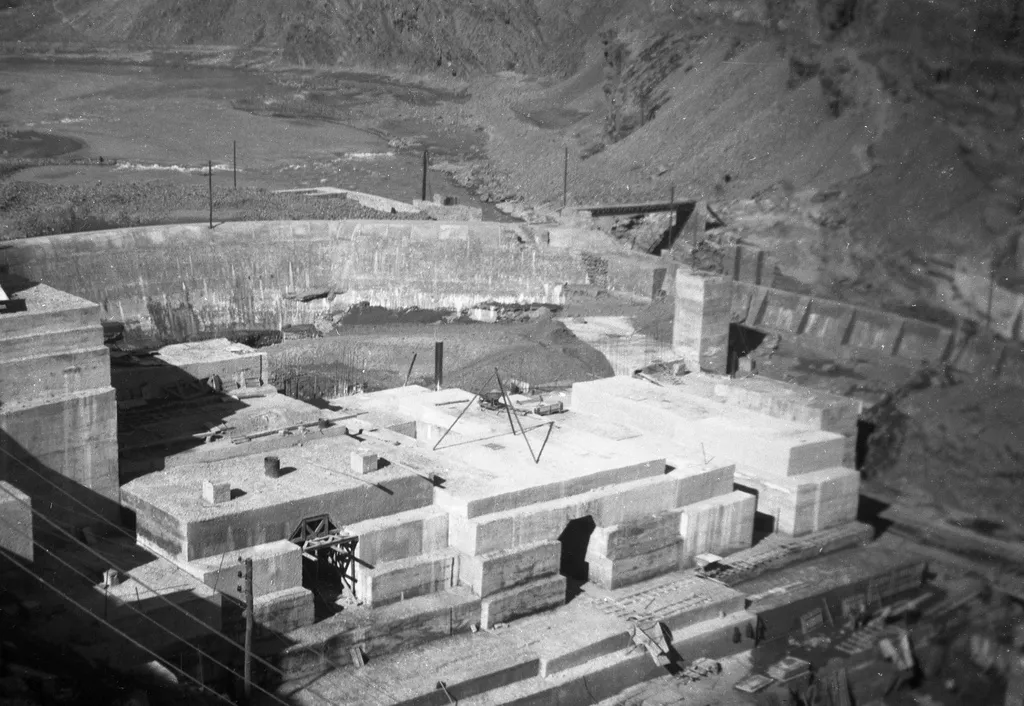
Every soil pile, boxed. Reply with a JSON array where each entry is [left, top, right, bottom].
[[265, 319, 613, 399]]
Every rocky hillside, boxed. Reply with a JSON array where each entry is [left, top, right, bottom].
[[1, 0, 624, 74]]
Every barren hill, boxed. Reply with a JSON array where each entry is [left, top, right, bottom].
[[2, 0, 624, 74]]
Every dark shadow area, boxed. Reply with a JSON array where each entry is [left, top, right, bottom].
[[735, 482, 774, 545], [0, 591, 233, 706], [727, 324, 767, 375], [1, 426, 125, 535], [856, 494, 893, 539], [111, 348, 259, 483], [558, 515, 596, 603], [0, 427, 303, 704], [650, 202, 696, 256], [855, 418, 876, 470], [303, 551, 346, 620]]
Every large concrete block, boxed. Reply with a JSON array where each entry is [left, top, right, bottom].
[[670, 462, 736, 506], [0, 387, 120, 509], [571, 376, 845, 477], [100, 559, 222, 658], [124, 455, 435, 562], [0, 346, 111, 405], [254, 586, 314, 633], [0, 482, 33, 562], [480, 574, 566, 630], [447, 473, 687, 556], [711, 377, 863, 435], [355, 549, 460, 607], [693, 416, 844, 477], [673, 273, 730, 374], [348, 506, 449, 566], [276, 588, 482, 679], [499, 603, 632, 678], [458, 540, 561, 597], [736, 466, 860, 536], [189, 540, 302, 600], [678, 490, 756, 566], [669, 610, 759, 661], [589, 512, 682, 560], [587, 540, 683, 589]]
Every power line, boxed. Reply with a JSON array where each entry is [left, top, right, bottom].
[[0, 511, 296, 706], [0, 445, 403, 704], [0, 546, 236, 706], [0, 464, 346, 703]]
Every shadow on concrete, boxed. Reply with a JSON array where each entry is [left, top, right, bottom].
[[0, 425, 306, 704], [0, 426, 124, 535], [857, 494, 894, 539], [113, 357, 250, 483], [649, 202, 696, 256]]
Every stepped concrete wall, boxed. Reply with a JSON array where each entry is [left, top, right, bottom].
[[0, 221, 664, 344], [730, 280, 1024, 386], [0, 283, 119, 520]]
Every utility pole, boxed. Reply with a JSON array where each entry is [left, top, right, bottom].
[[422, 149, 429, 201], [434, 341, 443, 391], [562, 147, 568, 209], [233, 141, 237, 190], [986, 267, 995, 334], [669, 185, 676, 233], [208, 160, 213, 229], [238, 557, 253, 701]]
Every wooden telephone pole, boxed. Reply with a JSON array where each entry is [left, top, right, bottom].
[[238, 558, 254, 701], [208, 160, 213, 228]]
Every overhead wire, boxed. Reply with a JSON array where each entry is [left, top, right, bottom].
[[0, 444, 405, 704], [0, 545, 237, 706], [0, 510, 297, 706]]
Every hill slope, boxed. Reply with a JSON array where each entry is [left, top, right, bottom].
[[2, 0, 624, 74]]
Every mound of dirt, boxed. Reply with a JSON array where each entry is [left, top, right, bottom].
[[451, 319, 613, 391]]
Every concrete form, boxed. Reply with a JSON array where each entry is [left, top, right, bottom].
[[570, 376, 860, 538], [673, 273, 731, 374], [115, 367, 864, 673], [112, 338, 268, 404], [0, 281, 119, 520], [0, 279, 868, 705]]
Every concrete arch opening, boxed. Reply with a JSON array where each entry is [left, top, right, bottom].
[[558, 515, 596, 603]]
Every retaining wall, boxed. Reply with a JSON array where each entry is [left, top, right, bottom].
[[730, 281, 1024, 386], [0, 220, 615, 342]]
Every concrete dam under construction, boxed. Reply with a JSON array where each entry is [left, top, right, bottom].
[[4, 198, 1022, 706]]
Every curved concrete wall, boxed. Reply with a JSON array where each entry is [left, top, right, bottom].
[[0, 220, 588, 342]]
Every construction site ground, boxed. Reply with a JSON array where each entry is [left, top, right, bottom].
[[3, 2, 1024, 702]]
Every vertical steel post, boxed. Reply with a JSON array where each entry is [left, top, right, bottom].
[[563, 147, 568, 208], [434, 341, 443, 390], [208, 160, 213, 228], [986, 268, 995, 333], [233, 141, 237, 189], [422, 149, 429, 201], [670, 185, 676, 233], [243, 558, 253, 700]]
